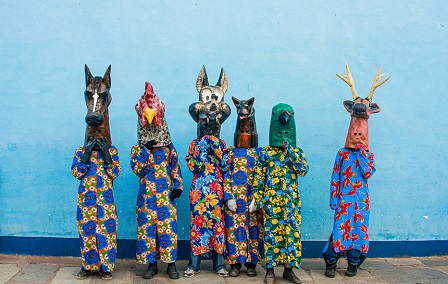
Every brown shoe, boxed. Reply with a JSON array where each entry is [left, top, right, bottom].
[[264, 268, 275, 284], [229, 263, 241, 277], [283, 267, 300, 284], [245, 263, 257, 277]]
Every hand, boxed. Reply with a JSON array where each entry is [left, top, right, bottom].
[[355, 144, 364, 151], [171, 188, 182, 201], [97, 137, 113, 165], [81, 137, 96, 164], [249, 199, 256, 213], [282, 140, 290, 151], [227, 199, 237, 212]]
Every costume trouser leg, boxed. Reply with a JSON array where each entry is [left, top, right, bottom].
[[323, 241, 363, 264]]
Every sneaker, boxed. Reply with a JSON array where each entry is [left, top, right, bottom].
[[183, 267, 200, 278], [214, 268, 229, 277]]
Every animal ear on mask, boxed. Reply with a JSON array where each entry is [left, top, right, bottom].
[[369, 102, 381, 114], [232, 96, 240, 108], [343, 100, 354, 113], [85, 64, 94, 87], [103, 65, 112, 90], [216, 68, 228, 94], [247, 97, 255, 107], [196, 65, 209, 92]]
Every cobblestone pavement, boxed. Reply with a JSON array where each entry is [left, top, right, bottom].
[[1, 254, 447, 284]]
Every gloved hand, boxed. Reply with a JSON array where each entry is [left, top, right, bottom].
[[97, 137, 113, 165], [171, 188, 182, 201], [227, 199, 237, 212], [81, 137, 96, 164], [249, 199, 256, 213]]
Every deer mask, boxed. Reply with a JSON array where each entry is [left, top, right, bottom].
[[189, 65, 231, 139], [232, 96, 258, 148], [269, 103, 296, 148], [337, 64, 390, 151], [84, 65, 112, 147], [135, 82, 171, 148]]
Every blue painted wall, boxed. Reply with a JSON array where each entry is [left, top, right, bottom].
[[1, 1, 447, 254]]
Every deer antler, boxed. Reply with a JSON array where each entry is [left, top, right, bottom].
[[367, 65, 391, 101], [336, 64, 359, 100]]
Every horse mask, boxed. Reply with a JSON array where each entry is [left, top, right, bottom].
[[189, 65, 231, 139], [135, 82, 171, 148], [269, 103, 296, 148], [232, 96, 258, 148], [84, 65, 112, 147]]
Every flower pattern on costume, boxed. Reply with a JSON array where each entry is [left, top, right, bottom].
[[224, 147, 264, 265], [72, 146, 121, 272], [185, 135, 230, 256], [253, 143, 308, 268], [324, 148, 375, 254], [130, 143, 183, 264]]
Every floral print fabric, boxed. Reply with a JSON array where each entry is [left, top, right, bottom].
[[253, 143, 308, 268], [325, 148, 375, 254], [72, 146, 121, 272], [130, 143, 183, 263], [185, 135, 230, 256], [224, 147, 264, 265]]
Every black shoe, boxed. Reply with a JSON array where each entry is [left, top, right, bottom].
[[264, 268, 275, 284], [229, 263, 241, 277], [143, 262, 158, 279], [345, 262, 358, 277], [282, 267, 300, 284], [167, 262, 180, 279], [245, 263, 257, 277], [325, 262, 336, 278], [99, 267, 112, 281], [76, 270, 90, 280]]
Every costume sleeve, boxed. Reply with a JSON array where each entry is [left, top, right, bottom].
[[285, 143, 309, 177], [357, 149, 376, 179], [105, 146, 121, 180], [169, 143, 183, 191], [329, 150, 343, 210], [71, 147, 89, 180], [223, 148, 235, 201], [252, 149, 267, 210], [185, 139, 205, 173], [130, 145, 150, 177]]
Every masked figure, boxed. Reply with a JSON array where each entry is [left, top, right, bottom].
[[71, 65, 121, 281], [224, 96, 263, 277], [323, 65, 389, 278], [184, 66, 231, 278], [130, 82, 183, 279], [251, 103, 309, 284]]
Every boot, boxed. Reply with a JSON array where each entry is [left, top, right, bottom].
[[229, 263, 241, 277], [143, 262, 158, 279], [282, 267, 300, 284], [167, 262, 179, 279], [264, 268, 275, 284], [325, 262, 336, 278], [345, 262, 358, 277], [245, 262, 257, 277]]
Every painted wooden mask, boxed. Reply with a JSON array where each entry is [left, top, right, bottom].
[[232, 96, 258, 148], [135, 82, 171, 148], [269, 103, 296, 148], [84, 65, 112, 147], [189, 66, 231, 139]]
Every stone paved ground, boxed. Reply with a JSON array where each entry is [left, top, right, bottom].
[[1, 254, 447, 284]]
